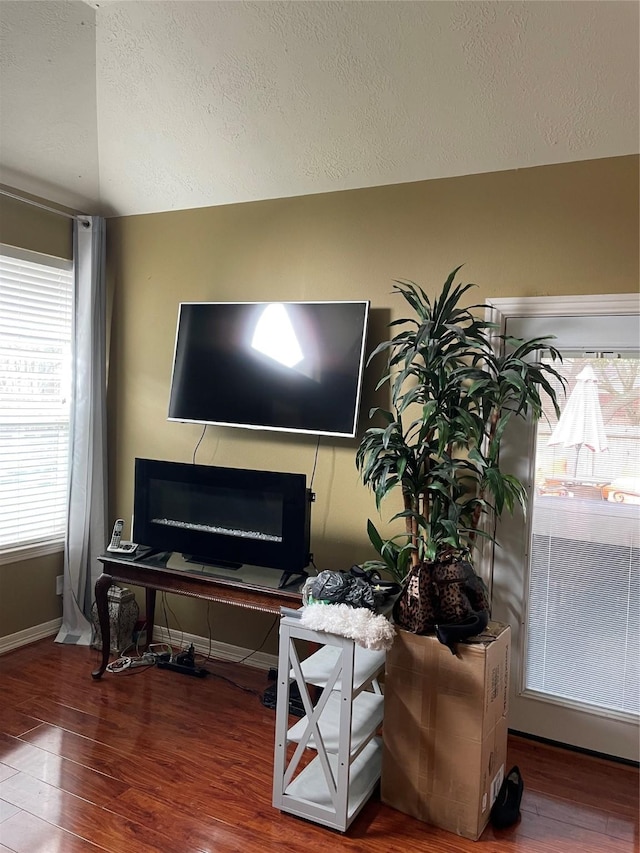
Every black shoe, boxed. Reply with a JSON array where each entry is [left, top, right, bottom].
[[490, 765, 524, 829]]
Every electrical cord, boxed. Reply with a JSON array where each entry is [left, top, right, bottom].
[[163, 593, 183, 640], [104, 633, 268, 696], [192, 606, 277, 695], [237, 615, 278, 665], [148, 642, 173, 656], [119, 621, 147, 660], [193, 602, 214, 667], [161, 593, 173, 647], [206, 602, 213, 661], [309, 435, 320, 491], [192, 424, 207, 463], [106, 657, 132, 673], [105, 651, 157, 674], [209, 670, 262, 697], [101, 589, 273, 693], [161, 591, 184, 652]]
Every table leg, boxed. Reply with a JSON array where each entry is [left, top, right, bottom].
[[91, 573, 114, 679], [145, 588, 156, 649]]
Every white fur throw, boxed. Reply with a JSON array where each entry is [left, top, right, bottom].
[[299, 603, 396, 651]]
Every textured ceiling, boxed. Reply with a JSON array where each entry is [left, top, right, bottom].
[[1, 1, 638, 217]]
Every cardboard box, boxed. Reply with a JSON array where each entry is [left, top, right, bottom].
[[381, 622, 510, 841]]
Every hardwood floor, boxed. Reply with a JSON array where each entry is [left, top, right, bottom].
[[0, 638, 637, 853]]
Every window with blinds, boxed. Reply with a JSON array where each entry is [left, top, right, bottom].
[[0, 245, 73, 559], [527, 355, 640, 717]]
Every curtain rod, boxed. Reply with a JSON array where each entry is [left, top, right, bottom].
[[0, 188, 90, 223]]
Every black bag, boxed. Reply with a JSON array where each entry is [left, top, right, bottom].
[[393, 557, 490, 651]]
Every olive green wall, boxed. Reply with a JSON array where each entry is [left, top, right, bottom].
[[106, 155, 639, 654], [0, 191, 72, 640], [0, 190, 73, 260], [0, 553, 64, 637]]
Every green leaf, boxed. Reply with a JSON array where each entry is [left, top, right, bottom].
[[368, 407, 395, 423], [356, 266, 564, 566], [367, 519, 385, 556]]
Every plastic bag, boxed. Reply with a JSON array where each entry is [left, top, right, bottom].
[[309, 570, 377, 610]]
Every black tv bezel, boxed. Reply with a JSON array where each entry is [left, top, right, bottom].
[[132, 458, 312, 574], [166, 299, 370, 439]]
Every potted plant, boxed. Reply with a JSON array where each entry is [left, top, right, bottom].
[[356, 266, 564, 637]]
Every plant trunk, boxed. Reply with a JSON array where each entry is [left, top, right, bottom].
[[403, 488, 420, 567], [469, 407, 500, 540]]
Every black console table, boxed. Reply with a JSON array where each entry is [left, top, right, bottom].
[[91, 553, 302, 679]]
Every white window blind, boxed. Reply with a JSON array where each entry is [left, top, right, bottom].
[[526, 356, 640, 717], [0, 245, 73, 556]]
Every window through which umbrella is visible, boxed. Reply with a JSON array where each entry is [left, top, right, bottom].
[[527, 355, 639, 716]]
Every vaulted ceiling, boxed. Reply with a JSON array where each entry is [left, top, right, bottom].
[[1, 1, 638, 217]]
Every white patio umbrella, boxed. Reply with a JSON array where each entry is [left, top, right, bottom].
[[548, 364, 608, 476]]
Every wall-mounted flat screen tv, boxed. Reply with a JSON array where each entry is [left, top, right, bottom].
[[167, 301, 370, 438]]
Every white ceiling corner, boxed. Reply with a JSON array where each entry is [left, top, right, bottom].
[[1, 0, 638, 217]]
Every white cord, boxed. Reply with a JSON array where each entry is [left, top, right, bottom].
[[105, 651, 158, 673], [106, 656, 132, 673]]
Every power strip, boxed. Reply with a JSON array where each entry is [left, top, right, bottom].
[[129, 653, 157, 668], [157, 660, 208, 678]]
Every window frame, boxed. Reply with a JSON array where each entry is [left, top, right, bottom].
[[481, 292, 639, 760]]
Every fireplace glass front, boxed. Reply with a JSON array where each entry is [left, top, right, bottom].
[[133, 458, 312, 583]]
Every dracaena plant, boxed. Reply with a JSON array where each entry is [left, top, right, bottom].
[[356, 266, 565, 583]]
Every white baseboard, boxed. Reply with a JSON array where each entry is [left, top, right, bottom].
[[0, 617, 63, 656], [0, 618, 278, 673], [151, 625, 278, 672]]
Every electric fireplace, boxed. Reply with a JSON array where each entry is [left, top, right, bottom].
[[132, 458, 312, 587]]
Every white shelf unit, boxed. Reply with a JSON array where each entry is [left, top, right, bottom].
[[272, 608, 386, 832]]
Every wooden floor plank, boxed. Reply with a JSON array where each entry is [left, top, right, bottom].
[[0, 732, 130, 806], [19, 723, 192, 795], [0, 763, 18, 784], [521, 789, 637, 843], [0, 798, 21, 823], [0, 772, 205, 853], [0, 638, 636, 853], [485, 807, 635, 853], [0, 705, 44, 740], [109, 785, 344, 853], [507, 735, 639, 817], [0, 810, 108, 853]]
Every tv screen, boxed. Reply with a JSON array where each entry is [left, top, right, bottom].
[[167, 301, 370, 438]]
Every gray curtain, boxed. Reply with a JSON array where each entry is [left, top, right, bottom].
[[55, 216, 108, 645]]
